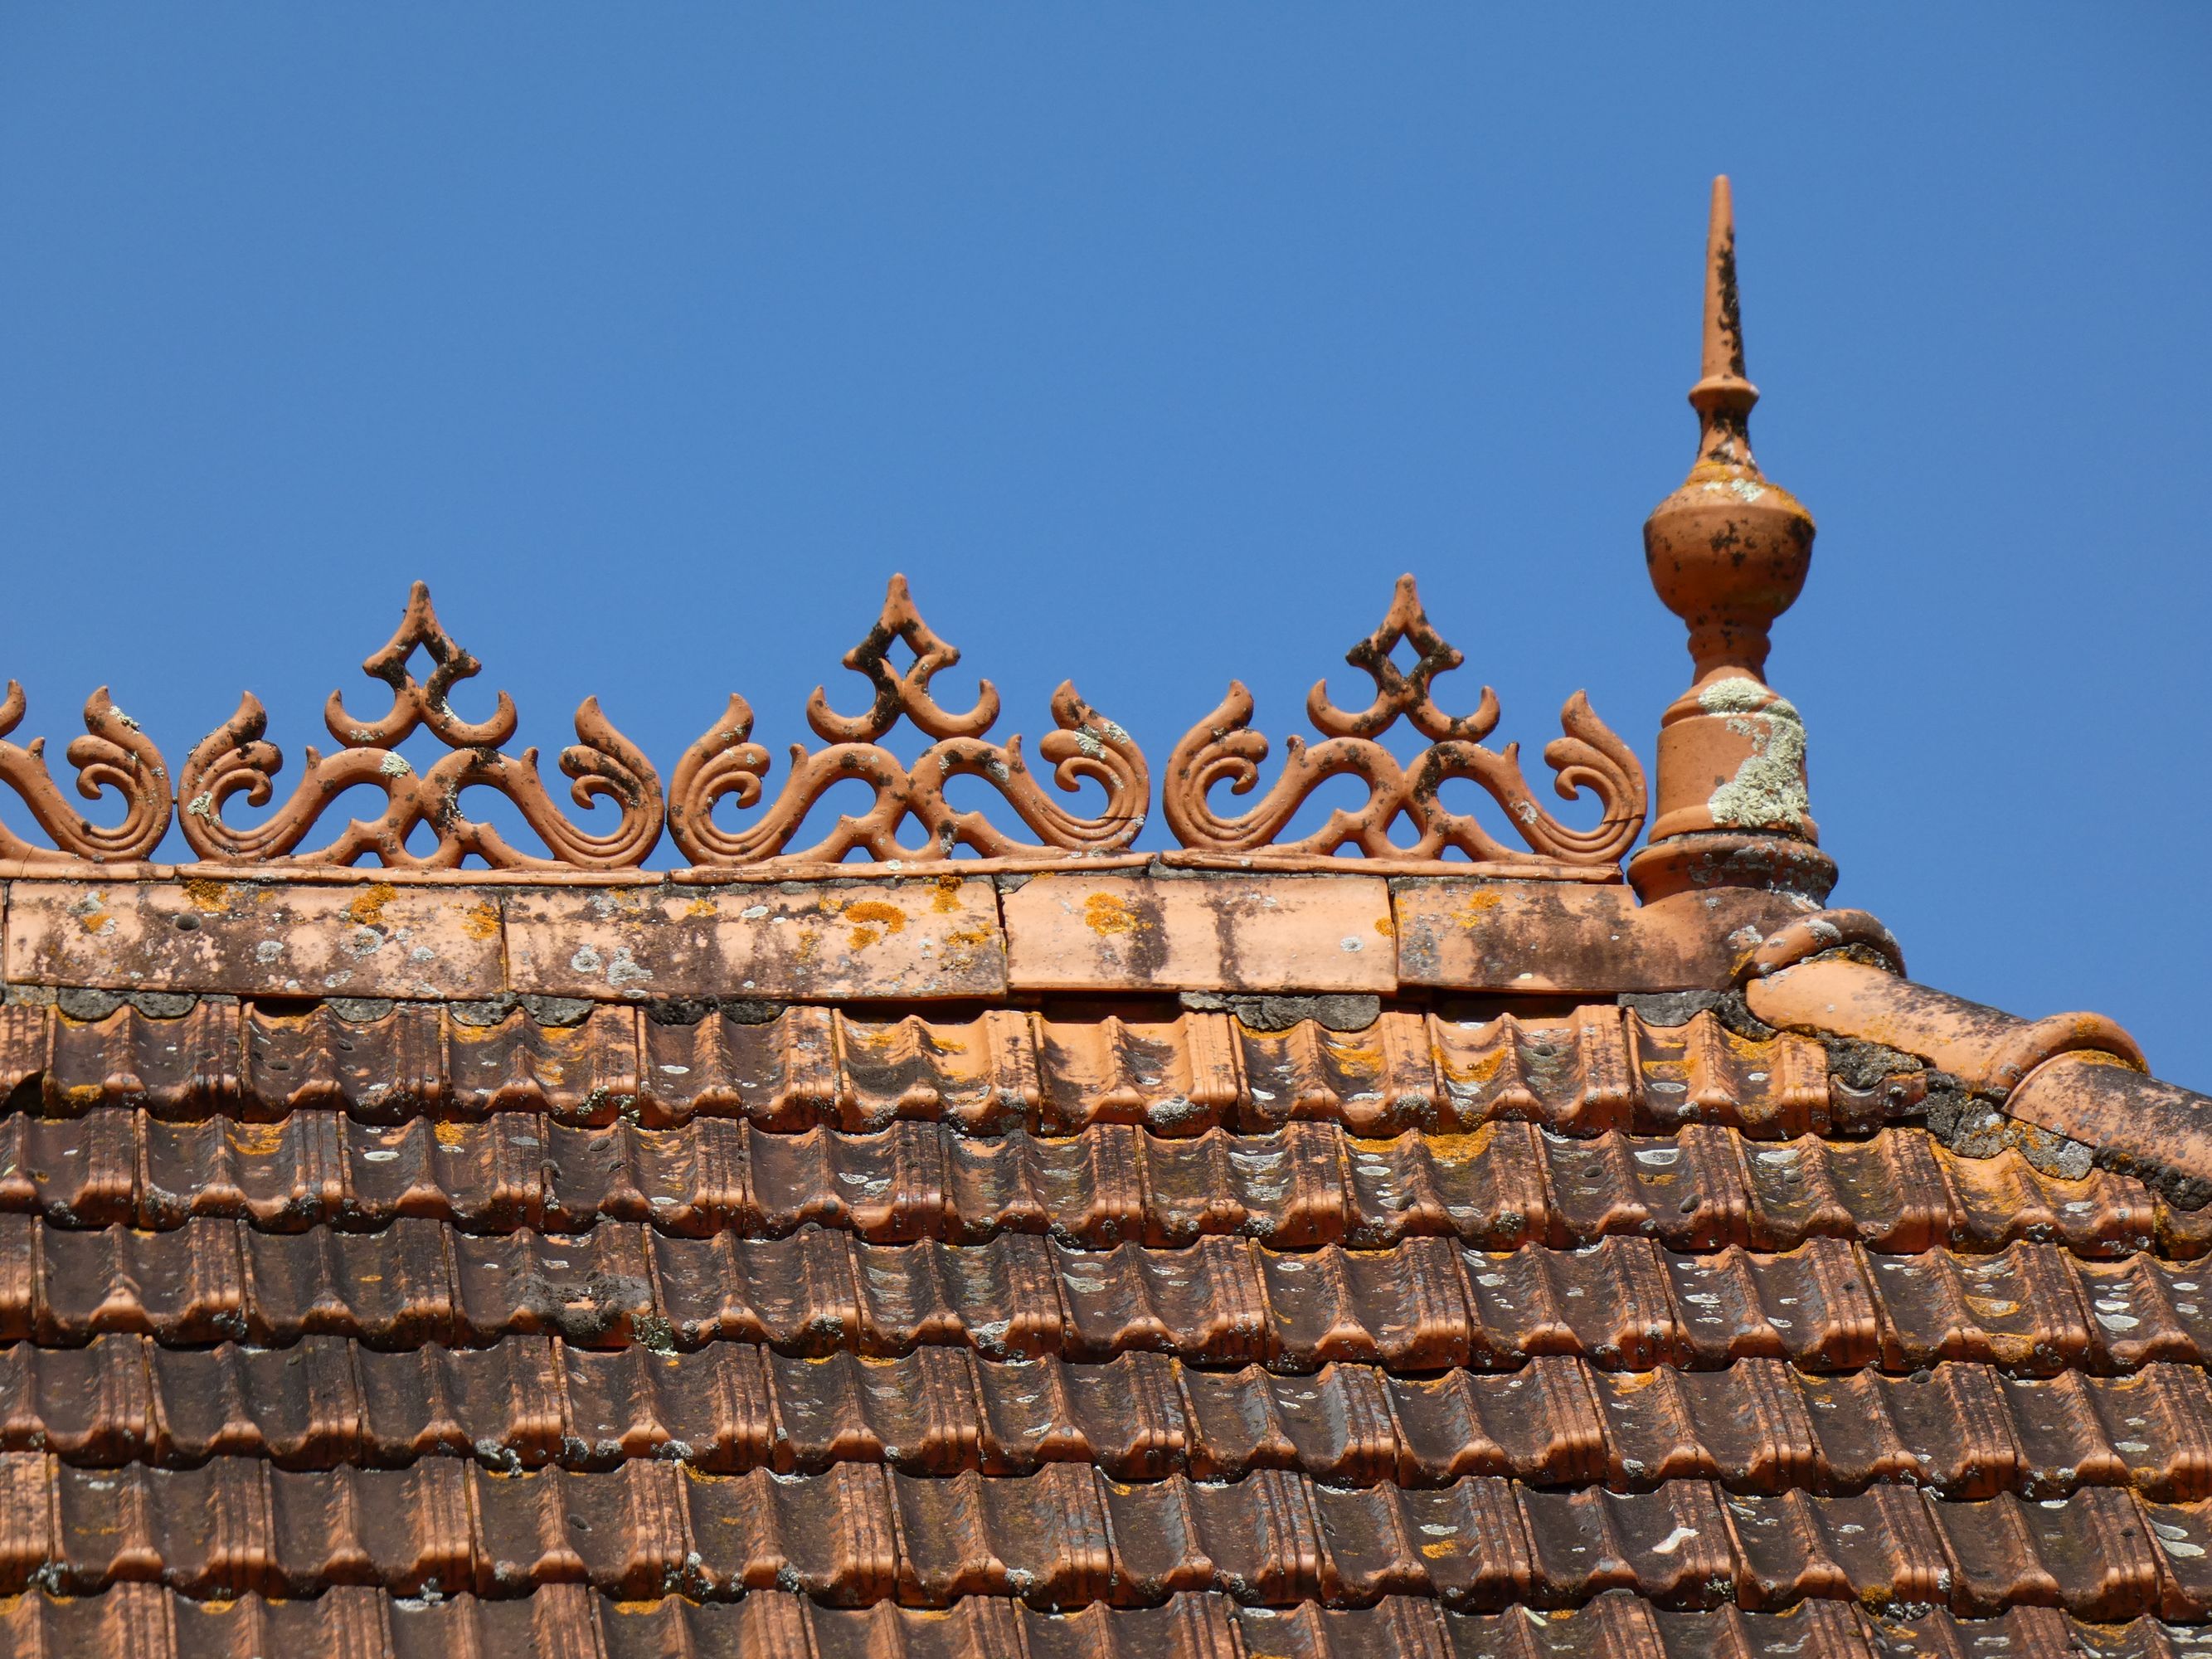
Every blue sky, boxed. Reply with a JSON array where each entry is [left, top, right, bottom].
[[2, 8, 2209, 1081]]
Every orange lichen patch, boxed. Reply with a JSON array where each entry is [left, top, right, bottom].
[[460, 900, 500, 941], [932, 875, 964, 913], [181, 879, 232, 914], [1375, 915, 1396, 938], [1417, 1127, 1497, 1166], [1083, 893, 1146, 937], [227, 1121, 288, 1157], [346, 883, 399, 932], [941, 922, 999, 973], [684, 898, 715, 920], [1452, 889, 1505, 928], [849, 927, 882, 951], [433, 1121, 467, 1149], [844, 902, 907, 936], [1446, 1046, 1510, 1088]]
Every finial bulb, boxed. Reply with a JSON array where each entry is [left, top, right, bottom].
[[1642, 175, 1814, 684]]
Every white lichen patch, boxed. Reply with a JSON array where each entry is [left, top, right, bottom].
[[1700, 682, 1809, 832], [378, 752, 413, 778], [605, 946, 653, 989], [1695, 675, 1774, 717]]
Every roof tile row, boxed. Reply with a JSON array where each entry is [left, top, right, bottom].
[[7, 1453, 2212, 1617], [7, 1584, 2205, 1659], [8, 1336, 2212, 1502], [3, 1112, 2185, 1259], [4, 1001, 1849, 1138], [1, 1217, 2204, 1374]]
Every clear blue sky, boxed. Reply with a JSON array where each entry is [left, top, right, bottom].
[[3, 9, 2209, 1081]]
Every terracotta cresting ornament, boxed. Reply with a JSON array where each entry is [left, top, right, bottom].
[[0, 683, 171, 864], [179, 583, 664, 868], [1164, 574, 1646, 868], [1630, 177, 1836, 904], [668, 575, 1146, 866]]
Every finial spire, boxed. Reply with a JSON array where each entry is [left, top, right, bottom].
[[1689, 176, 1761, 479], [1630, 177, 1834, 906], [1702, 176, 1748, 385]]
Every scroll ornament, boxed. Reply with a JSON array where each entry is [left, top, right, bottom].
[[0, 683, 173, 864], [1164, 575, 1646, 865], [669, 576, 1146, 866], [178, 583, 664, 869]]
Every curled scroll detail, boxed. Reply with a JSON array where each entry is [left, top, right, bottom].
[[0, 684, 172, 864], [178, 583, 662, 869], [1164, 575, 1646, 866], [670, 576, 1146, 867]]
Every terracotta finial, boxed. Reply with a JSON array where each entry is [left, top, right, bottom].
[[1630, 178, 1834, 904], [1643, 176, 1815, 684]]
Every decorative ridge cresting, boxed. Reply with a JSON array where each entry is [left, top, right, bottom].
[[668, 574, 1147, 867], [178, 583, 664, 870], [0, 577, 1649, 875], [1163, 574, 1646, 868]]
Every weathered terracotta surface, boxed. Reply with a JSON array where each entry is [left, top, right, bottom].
[[1624, 830, 1838, 905], [1741, 908, 1906, 979], [1392, 878, 1813, 994], [2007, 1052, 2212, 1204], [1746, 956, 2144, 1090], [1001, 871, 1394, 992], [0, 684, 171, 864], [182, 583, 663, 870], [6, 877, 503, 1000], [0, 868, 1872, 1000], [504, 876, 1006, 1001], [671, 576, 1147, 868], [1164, 575, 1645, 868], [7, 1586, 2211, 1659]]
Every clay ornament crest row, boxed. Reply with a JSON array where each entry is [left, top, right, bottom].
[[0, 577, 1645, 875]]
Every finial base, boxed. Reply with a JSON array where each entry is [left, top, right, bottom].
[[1646, 669, 1819, 843], [1627, 831, 1838, 907]]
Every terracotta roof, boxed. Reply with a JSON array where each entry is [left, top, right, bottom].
[[2, 179, 2210, 1656]]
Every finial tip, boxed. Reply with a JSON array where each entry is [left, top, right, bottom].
[[1702, 177, 1745, 384]]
